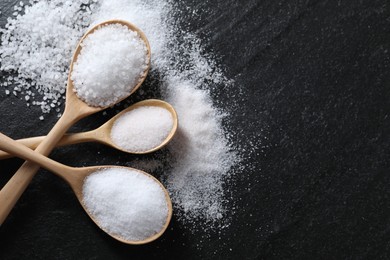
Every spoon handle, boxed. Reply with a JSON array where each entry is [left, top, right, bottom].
[[0, 102, 98, 225], [0, 132, 72, 178], [0, 131, 96, 160]]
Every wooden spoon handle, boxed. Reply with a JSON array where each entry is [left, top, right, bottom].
[[0, 105, 85, 225], [0, 131, 95, 160], [0, 132, 71, 177]]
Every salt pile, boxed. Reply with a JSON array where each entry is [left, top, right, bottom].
[[82, 167, 168, 241], [111, 106, 174, 152], [0, 0, 240, 228], [71, 23, 148, 107]]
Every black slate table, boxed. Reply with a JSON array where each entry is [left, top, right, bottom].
[[0, 1, 389, 259]]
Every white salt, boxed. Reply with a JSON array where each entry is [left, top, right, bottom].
[[71, 24, 148, 107], [111, 106, 174, 152], [0, 0, 243, 229], [0, 0, 97, 113], [164, 83, 236, 222], [82, 167, 168, 241]]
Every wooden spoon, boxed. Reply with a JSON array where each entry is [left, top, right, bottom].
[[0, 99, 178, 159], [0, 19, 151, 225], [0, 131, 172, 244]]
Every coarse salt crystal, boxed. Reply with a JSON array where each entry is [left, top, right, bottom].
[[71, 23, 148, 107], [0, 0, 98, 114]]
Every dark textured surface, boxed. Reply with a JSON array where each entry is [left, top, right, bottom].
[[1, 0, 390, 259]]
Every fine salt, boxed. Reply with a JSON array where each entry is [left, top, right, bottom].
[[82, 167, 168, 241], [71, 24, 148, 107], [111, 106, 174, 152]]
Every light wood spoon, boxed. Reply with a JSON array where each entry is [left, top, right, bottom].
[[0, 99, 178, 160], [0, 19, 151, 225], [0, 131, 172, 244]]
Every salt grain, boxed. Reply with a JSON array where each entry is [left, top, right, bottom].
[[111, 106, 173, 152], [0, 0, 98, 113], [71, 24, 148, 107], [164, 83, 236, 222], [82, 167, 168, 241]]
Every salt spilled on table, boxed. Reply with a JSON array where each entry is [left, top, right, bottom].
[[111, 106, 174, 152], [82, 167, 168, 242], [71, 23, 148, 107]]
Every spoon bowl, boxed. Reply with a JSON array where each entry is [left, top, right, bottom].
[[99, 99, 178, 154], [69, 19, 151, 108], [0, 99, 178, 159], [0, 19, 151, 224], [0, 131, 172, 244], [72, 166, 172, 245]]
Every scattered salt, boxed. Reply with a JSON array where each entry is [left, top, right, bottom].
[[111, 106, 173, 152], [82, 167, 168, 241], [164, 83, 236, 223], [0, 0, 97, 113], [71, 23, 148, 107]]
